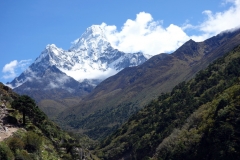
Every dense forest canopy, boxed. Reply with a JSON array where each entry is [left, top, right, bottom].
[[95, 45, 240, 159]]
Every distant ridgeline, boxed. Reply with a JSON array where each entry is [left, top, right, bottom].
[[95, 45, 240, 159], [0, 83, 97, 160]]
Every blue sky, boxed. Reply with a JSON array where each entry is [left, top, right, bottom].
[[1, 0, 240, 84]]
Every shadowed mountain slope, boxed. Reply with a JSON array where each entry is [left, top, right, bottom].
[[58, 29, 240, 140], [95, 42, 240, 160], [13, 65, 93, 102]]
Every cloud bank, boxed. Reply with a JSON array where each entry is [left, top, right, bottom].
[[2, 59, 32, 80], [101, 0, 240, 55], [102, 13, 189, 55]]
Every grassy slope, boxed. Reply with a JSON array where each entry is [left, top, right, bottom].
[[38, 97, 82, 119]]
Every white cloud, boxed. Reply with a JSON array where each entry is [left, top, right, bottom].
[[2, 60, 18, 79], [47, 82, 59, 89], [189, 0, 240, 41], [62, 67, 118, 82], [201, 2, 240, 33], [2, 59, 32, 80], [100, 0, 240, 56], [101, 12, 190, 55], [56, 76, 70, 84]]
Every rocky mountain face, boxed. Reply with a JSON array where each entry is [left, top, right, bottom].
[[7, 25, 148, 113], [0, 83, 18, 135], [58, 28, 240, 140], [12, 65, 92, 102]]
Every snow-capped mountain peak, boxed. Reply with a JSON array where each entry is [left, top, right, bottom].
[[34, 44, 65, 64], [9, 25, 149, 90], [70, 25, 110, 56]]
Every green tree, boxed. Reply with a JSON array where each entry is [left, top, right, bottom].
[[11, 95, 36, 126]]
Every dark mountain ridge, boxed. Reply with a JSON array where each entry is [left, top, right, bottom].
[[58, 28, 240, 140], [95, 42, 240, 160]]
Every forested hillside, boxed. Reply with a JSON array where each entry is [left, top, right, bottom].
[[59, 29, 240, 140], [95, 44, 240, 159], [0, 83, 97, 160]]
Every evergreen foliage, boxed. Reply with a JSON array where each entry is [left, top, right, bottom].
[[0, 84, 98, 159], [96, 45, 240, 159], [0, 142, 14, 160]]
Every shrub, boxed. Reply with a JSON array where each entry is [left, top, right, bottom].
[[24, 131, 43, 153], [15, 150, 31, 160], [6, 136, 25, 153], [0, 142, 14, 160]]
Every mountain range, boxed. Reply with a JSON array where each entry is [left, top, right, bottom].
[[8, 25, 148, 99], [7, 25, 148, 117], [2, 23, 240, 159], [2, 41, 240, 159], [7, 25, 240, 141], [58, 28, 240, 139]]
